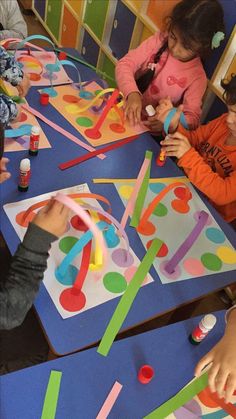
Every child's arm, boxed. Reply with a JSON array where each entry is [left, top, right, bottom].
[[195, 307, 236, 403], [115, 32, 163, 99], [181, 75, 207, 129], [0, 200, 69, 330], [0, 46, 23, 86], [0, 0, 27, 40], [161, 132, 236, 206], [0, 94, 19, 124]]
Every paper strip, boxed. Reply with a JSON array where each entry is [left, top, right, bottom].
[[144, 372, 208, 419], [210, 392, 236, 417], [55, 193, 108, 266], [56, 221, 106, 277], [59, 135, 139, 170], [40, 370, 62, 419], [97, 238, 163, 357], [54, 47, 116, 83], [22, 193, 111, 223], [138, 182, 189, 228], [21, 104, 106, 160], [74, 240, 92, 290], [130, 150, 152, 227], [93, 177, 190, 184], [120, 153, 151, 229], [163, 109, 188, 134], [96, 381, 123, 419], [5, 125, 31, 138], [16, 34, 55, 51], [165, 210, 209, 274], [87, 89, 120, 134], [81, 203, 130, 252], [1, 38, 44, 51]]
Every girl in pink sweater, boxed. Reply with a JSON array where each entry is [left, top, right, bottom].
[[116, 0, 224, 132]]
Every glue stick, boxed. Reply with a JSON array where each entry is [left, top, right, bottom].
[[156, 149, 166, 166], [145, 105, 156, 117], [189, 314, 217, 345], [29, 126, 40, 156], [18, 158, 31, 192]]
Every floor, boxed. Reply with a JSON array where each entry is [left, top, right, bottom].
[[1, 4, 233, 371]]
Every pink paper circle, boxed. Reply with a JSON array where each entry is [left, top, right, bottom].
[[183, 258, 205, 276]]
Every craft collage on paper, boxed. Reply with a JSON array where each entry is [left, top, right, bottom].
[[168, 387, 236, 419], [3, 184, 153, 319], [15, 50, 72, 86], [44, 81, 148, 147], [113, 176, 236, 284]]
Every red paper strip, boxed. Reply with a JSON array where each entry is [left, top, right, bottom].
[[210, 392, 236, 418], [59, 135, 139, 170]]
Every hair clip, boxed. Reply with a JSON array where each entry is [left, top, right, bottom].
[[211, 31, 225, 49], [147, 63, 156, 71]]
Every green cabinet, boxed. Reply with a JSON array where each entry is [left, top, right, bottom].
[[84, 0, 109, 40], [101, 55, 116, 87], [46, 0, 63, 40]]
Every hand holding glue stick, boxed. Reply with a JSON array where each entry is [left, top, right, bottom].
[[145, 105, 167, 166]]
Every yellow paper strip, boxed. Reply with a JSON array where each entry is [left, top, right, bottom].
[[93, 177, 190, 184]]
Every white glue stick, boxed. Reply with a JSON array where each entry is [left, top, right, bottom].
[[145, 105, 156, 117]]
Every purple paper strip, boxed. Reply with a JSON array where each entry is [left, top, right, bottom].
[[165, 210, 209, 274]]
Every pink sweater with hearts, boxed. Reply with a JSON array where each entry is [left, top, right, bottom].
[[115, 32, 207, 129]]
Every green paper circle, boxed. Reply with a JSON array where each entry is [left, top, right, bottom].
[[76, 117, 93, 127], [201, 253, 222, 271], [103, 272, 127, 293], [59, 236, 78, 254], [153, 203, 168, 217]]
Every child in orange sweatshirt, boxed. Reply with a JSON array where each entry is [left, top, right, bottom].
[[156, 74, 236, 228]]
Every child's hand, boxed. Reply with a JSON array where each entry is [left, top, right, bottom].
[[32, 199, 70, 237], [156, 99, 183, 133], [16, 74, 30, 97], [124, 92, 142, 126], [0, 157, 11, 183], [156, 96, 174, 120], [143, 118, 163, 134], [160, 131, 191, 159], [195, 335, 236, 403]]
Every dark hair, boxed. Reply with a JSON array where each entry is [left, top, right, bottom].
[[0, 123, 4, 160], [136, 0, 224, 94], [221, 74, 236, 106]]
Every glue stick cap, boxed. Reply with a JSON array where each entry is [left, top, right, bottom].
[[20, 158, 30, 171], [31, 126, 41, 135], [145, 105, 156, 117], [201, 314, 217, 331]]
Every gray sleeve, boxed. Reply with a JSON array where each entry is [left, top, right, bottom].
[[0, 1, 27, 40], [0, 223, 57, 330]]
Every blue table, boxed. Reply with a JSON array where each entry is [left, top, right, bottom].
[[0, 310, 226, 419], [1, 50, 235, 355]]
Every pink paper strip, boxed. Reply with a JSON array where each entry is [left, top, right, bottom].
[[96, 381, 123, 419], [55, 193, 107, 265], [120, 157, 151, 229], [22, 104, 106, 160]]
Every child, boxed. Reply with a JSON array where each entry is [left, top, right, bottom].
[[0, 0, 27, 40], [0, 124, 70, 329], [116, 0, 224, 131], [195, 306, 236, 404], [158, 74, 236, 228], [0, 45, 30, 124]]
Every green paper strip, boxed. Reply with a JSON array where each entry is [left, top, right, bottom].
[[97, 238, 162, 357], [130, 150, 152, 227], [41, 370, 62, 419], [144, 372, 208, 419]]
